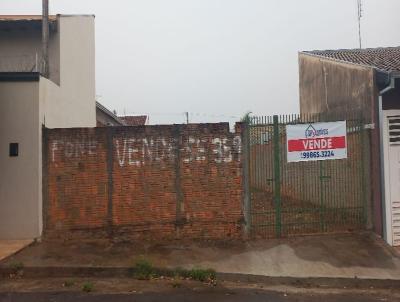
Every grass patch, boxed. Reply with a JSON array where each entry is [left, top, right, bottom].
[[132, 259, 216, 284], [82, 282, 94, 293]]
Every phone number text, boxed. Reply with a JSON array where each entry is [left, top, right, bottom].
[[300, 150, 335, 159]]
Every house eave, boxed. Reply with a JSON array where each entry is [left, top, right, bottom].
[[299, 51, 382, 72], [96, 101, 126, 126], [0, 72, 40, 82]]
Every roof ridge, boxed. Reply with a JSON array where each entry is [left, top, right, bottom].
[[300, 46, 400, 73], [303, 46, 400, 53]]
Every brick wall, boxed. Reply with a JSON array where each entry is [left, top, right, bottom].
[[43, 123, 244, 240]]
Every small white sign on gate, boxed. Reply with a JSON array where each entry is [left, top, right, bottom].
[[286, 121, 347, 163]]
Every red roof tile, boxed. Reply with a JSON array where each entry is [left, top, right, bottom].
[[119, 115, 147, 126], [303, 46, 400, 73]]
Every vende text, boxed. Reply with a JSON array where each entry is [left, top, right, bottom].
[[288, 136, 346, 152]]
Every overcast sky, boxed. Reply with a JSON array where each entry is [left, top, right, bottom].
[[1, 1, 400, 124]]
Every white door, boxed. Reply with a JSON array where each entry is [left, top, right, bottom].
[[383, 111, 400, 246]]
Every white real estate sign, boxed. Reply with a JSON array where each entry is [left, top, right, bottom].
[[286, 121, 347, 163]]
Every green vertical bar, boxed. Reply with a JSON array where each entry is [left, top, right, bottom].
[[273, 115, 282, 237], [319, 144, 326, 232]]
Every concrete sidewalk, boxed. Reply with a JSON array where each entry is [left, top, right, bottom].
[[0, 240, 33, 262], [1, 233, 399, 281]]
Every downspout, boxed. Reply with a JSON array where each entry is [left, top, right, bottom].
[[378, 72, 396, 242]]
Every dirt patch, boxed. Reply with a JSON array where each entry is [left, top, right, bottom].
[[292, 233, 396, 268]]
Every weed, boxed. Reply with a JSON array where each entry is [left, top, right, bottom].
[[172, 267, 186, 278], [171, 277, 182, 288], [188, 268, 216, 282], [134, 258, 157, 280], [63, 280, 75, 287], [82, 282, 94, 293], [9, 262, 24, 272]]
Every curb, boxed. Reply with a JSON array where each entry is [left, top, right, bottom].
[[1, 266, 400, 289], [217, 273, 400, 289]]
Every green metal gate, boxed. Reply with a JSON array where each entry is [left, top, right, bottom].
[[246, 113, 369, 238]]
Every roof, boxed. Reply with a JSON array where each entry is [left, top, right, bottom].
[[0, 15, 94, 22], [96, 102, 125, 126], [119, 115, 148, 126], [0, 15, 58, 31], [302, 46, 400, 73], [0, 15, 57, 22]]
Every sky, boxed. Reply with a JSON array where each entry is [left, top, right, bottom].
[[1, 0, 400, 124]]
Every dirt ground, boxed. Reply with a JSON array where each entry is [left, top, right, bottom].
[[1, 232, 399, 280]]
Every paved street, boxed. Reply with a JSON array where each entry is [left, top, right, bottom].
[[0, 289, 398, 302], [1, 277, 399, 302]]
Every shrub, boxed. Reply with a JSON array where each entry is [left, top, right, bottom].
[[134, 258, 157, 280]]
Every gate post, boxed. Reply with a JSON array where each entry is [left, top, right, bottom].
[[273, 115, 282, 237], [242, 118, 251, 237]]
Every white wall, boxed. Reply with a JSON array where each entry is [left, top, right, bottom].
[[0, 81, 41, 240], [41, 15, 96, 129]]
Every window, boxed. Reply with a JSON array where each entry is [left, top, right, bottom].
[[9, 143, 18, 157]]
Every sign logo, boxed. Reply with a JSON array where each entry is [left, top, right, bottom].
[[305, 124, 329, 138]]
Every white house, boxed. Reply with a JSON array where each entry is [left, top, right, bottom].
[[0, 15, 96, 239]]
